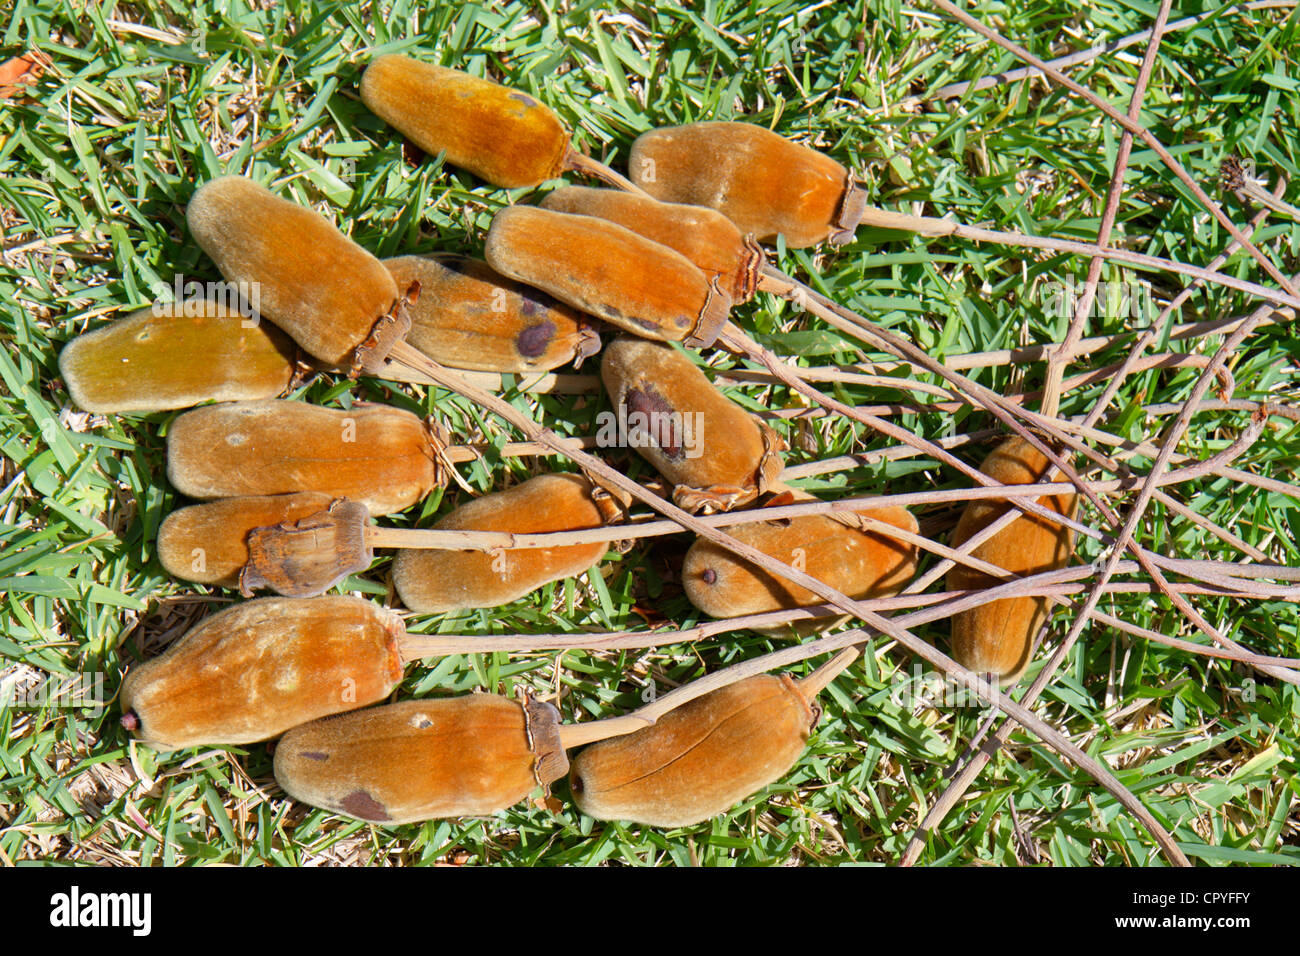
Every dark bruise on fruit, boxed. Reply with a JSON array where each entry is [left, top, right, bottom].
[[273, 695, 570, 824], [484, 205, 731, 348], [599, 336, 785, 513], [119, 596, 406, 750], [166, 400, 442, 517], [384, 255, 599, 372], [58, 299, 297, 414], [186, 176, 408, 372], [569, 674, 816, 828], [540, 185, 763, 302], [629, 121, 866, 249], [392, 473, 620, 613], [360, 55, 570, 189], [946, 437, 1078, 684]]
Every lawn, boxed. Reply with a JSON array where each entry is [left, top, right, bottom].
[[1, 0, 1298, 865]]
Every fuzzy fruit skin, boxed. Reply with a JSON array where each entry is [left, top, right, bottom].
[[570, 674, 815, 827], [186, 176, 406, 372], [392, 473, 617, 613], [59, 299, 296, 414], [629, 121, 864, 248], [166, 400, 441, 517], [599, 336, 785, 513], [946, 438, 1078, 684], [274, 694, 569, 824], [383, 255, 600, 372], [484, 205, 731, 348], [682, 500, 918, 632], [157, 491, 340, 588], [120, 596, 404, 750], [539, 186, 762, 303], [360, 55, 569, 189]]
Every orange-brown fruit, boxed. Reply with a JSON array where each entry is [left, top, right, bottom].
[[569, 673, 818, 827], [59, 299, 297, 414], [274, 693, 569, 824], [392, 473, 621, 613], [360, 55, 570, 189], [946, 437, 1078, 684], [599, 336, 785, 513], [186, 175, 411, 373], [629, 121, 866, 248], [484, 205, 730, 348], [682, 495, 918, 633], [166, 400, 443, 517], [157, 493, 372, 597], [539, 186, 763, 303], [119, 596, 404, 750], [383, 255, 600, 372]]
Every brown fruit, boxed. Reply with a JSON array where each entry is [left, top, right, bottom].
[[165, 400, 443, 517], [569, 673, 817, 827], [360, 55, 570, 189], [539, 185, 763, 303], [274, 693, 569, 824], [629, 121, 866, 248], [599, 336, 785, 513], [119, 596, 404, 750], [946, 437, 1078, 684], [484, 205, 730, 348], [157, 493, 372, 597], [682, 496, 918, 632], [392, 473, 621, 613], [59, 299, 297, 414], [383, 255, 600, 372], [186, 176, 411, 373]]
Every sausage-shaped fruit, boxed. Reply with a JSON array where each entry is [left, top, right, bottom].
[[599, 336, 785, 513], [59, 299, 297, 413], [947, 437, 1078, 684], [119, 596, 404, 750], [484, 205, 730, 348], [629, 121, 866, 248], [186, 176, 411, 373], [569, 673, 820, 827], [383, 255, 600, 372], [157, 493, 372, 597], [360, 56, 570, 189], [166, 400, 444, 517], [274, 693, 569, 824], [682, 495, 918, 632], [392, 473, 621, 613], [539, 186, 763, 303]]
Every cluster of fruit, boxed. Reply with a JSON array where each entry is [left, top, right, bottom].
[[58, 54, 1075, 829]]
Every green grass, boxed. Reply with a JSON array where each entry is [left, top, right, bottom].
[[2, 0, 1298, 865]]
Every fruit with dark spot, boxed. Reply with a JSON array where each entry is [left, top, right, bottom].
[[540, 185, 763, 303], [599, 336, 785, 513], [383, 255, 599, 372], [119, 597, 405, 750], [947, 437, 1078, 684], [186, 176, 411, 373], [484, 205, 730, 348], [274, 694, 569, 824], [393, 473, 623, 613], [568, 672, 822, 827], [629, 121, 866, 248], [166, 400, 444, 517], [682, 491, 918, 633], [59, 299, 296, 413], [360, 56, 570, 189]]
